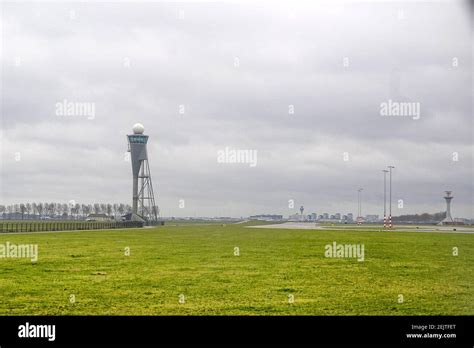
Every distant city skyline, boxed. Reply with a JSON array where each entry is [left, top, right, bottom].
[[0, 201, 469, 222]]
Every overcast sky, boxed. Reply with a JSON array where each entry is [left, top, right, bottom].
[[0, 0, 472, 218]]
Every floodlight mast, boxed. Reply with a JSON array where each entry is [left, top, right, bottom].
[[388, 166, 395, 228], [357, 188, 363, 224], [382, 170, 388, 228]]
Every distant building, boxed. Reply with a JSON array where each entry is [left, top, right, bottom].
[[365, 214, 379, 223], [310, 213, 317, 221], [323, 213, 329, 219], [288, 213, 299, 221], [453, 218, 466, 225], [87, 213, 113, 221], [249, 214, 283, 221], [347, 213, 354, 222], [335, 213, 341, 220]]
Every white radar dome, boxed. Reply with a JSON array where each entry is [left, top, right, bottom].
[[132, 123, 145, 134]]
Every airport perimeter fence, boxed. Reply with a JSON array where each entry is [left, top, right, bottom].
[[0, 221, 144, 233]]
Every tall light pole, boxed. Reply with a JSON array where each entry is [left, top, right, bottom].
[[382, 170, 388, 228], [357, 188, 363, 225], [388, 166, 395, 228]]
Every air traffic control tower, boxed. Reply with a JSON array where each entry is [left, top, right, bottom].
[[127, 123, 158, 223], [439, 191, 455, 225]]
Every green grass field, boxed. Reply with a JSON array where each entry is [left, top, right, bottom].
[[0, 222, 472, 315]]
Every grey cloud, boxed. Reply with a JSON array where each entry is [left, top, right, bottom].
[[1, 1, 472, 218]]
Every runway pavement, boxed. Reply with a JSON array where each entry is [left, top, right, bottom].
[[247, 222, 474, 234]]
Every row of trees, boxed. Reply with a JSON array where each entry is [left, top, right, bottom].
[[0, 202, 133, 220], [392, 212, 446, 222]]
